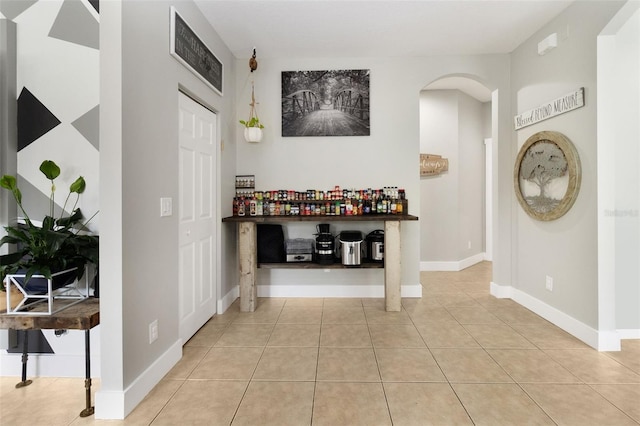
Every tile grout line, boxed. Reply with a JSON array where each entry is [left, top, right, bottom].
[[366, 307, 394, 425], [227, 302, 283, 425], [410, 292, 479, 425], [309, 299, 327, 426]]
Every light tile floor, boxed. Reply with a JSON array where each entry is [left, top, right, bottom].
[[2, 262, 639, 425]]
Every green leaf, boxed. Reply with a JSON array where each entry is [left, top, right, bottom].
[[0, 175, 22, 204], [0, 251, 27, 266], [239, 117, 264, 128], [13, 187, 22, 205], [69, 177, 86, 194], [42, 215, 56, 231], [27, 264, 52, 281], [39, 160, 60, 180], [0, 175, 17, 190], [56, 208, 83, 228]]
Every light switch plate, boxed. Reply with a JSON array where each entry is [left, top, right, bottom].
[[160, 197, 172, 217]]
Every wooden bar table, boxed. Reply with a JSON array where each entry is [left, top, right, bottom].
[[222, 214, 418, 312], [0, 297, 100, 417]]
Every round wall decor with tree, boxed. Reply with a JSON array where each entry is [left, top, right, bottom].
[[514, 130, 581, 221]]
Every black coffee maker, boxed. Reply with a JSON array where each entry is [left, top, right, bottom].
[[315, 223, 334, 264]]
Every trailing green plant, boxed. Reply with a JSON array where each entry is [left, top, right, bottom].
[[0, 160, 98, 290], [240, 80, 264, 129], [239, 116, 264, 128]]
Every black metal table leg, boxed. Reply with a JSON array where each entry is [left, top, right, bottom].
[[15, 330, 32, 388], [79, 329, 94, 417]]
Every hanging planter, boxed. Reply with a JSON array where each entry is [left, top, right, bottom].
[[244, 126, 263, 143], [240, 49, 264, 143], [240, 81, 264, 143]]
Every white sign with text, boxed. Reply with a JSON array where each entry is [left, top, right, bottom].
[[514, 88, 585, 130]]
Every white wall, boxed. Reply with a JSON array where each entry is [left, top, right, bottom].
[[506, 0, 625, 347], [0, 18, 17, 356], [420, 91, 459, 263], [0, 18, 17, 245], [420, 90, 487, 269], [482, 102, 492, 139], [612, 4, 640, 333], [98, 0, 237, 418], [458, 92, 486, 262], [14, 0, 100, 229], [598, 1, 640, 339], [234, 56, 510, 296]]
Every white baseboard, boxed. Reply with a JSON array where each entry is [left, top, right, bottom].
[[0, 352, 102, 377], [402, 284, 423, 298], [489, 281, 513, 299], [257, 283, 422, 298], [421, 253, 485, 271], [218, 285, 239, 314], [95, 339, 182, 420], [490, 282, 621, 351], [617, 329, 640, 339], [597, 330, 622, 351]]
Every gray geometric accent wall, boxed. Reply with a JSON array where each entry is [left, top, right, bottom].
[[1, 0, 100, 367], [7, 0, 100, 230], [0, 1, 37, 21], [72, 104, 99, 150], [48, 0, 99, 49]]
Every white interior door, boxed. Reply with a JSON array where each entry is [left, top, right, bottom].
[[178, 92, 217, 343]]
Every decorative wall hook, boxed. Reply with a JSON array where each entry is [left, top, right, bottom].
[[249, 48, 258, 72]]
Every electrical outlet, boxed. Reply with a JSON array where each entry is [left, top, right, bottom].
[[149, 320, 159, 343], [545, 276, 553, 291], [467, 241, 472, 249]]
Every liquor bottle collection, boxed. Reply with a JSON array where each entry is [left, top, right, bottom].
[[233, 185, 408, 217]]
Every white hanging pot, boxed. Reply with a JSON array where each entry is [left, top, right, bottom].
[[244, 127, 263, 143]]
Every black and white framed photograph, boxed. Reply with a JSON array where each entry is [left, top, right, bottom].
[[281, 69, 370, 137], [170, 7, 223, 96]]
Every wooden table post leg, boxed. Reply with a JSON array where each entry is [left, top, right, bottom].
[[384, 221, 402, 312], [79, 329, 94, 417], [15, 330, 32, 388], [239, 221, 257, 312]]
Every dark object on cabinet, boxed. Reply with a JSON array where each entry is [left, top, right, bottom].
[[257, 224, 285, 263]]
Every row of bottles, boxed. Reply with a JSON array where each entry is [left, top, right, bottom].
[[232, 186, 408, 217], [246, 186, 402, 202]]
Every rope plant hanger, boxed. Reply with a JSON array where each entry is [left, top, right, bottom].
[[240, 48, 264, 142]]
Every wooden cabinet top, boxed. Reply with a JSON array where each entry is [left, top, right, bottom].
[[222, 214, 418, 223]]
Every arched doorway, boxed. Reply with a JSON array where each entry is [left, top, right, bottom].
[[419, 75, 494, 271]]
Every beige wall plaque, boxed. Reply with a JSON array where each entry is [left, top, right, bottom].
[[420, 154, 449, 177]]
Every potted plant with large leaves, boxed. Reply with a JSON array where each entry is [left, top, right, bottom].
[[0, 160, 98, 312]]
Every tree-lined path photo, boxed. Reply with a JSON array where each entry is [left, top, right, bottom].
[[282, 70, 370, 137]]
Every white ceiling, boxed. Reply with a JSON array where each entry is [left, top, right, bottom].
[[194, 0, 575, 101]]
